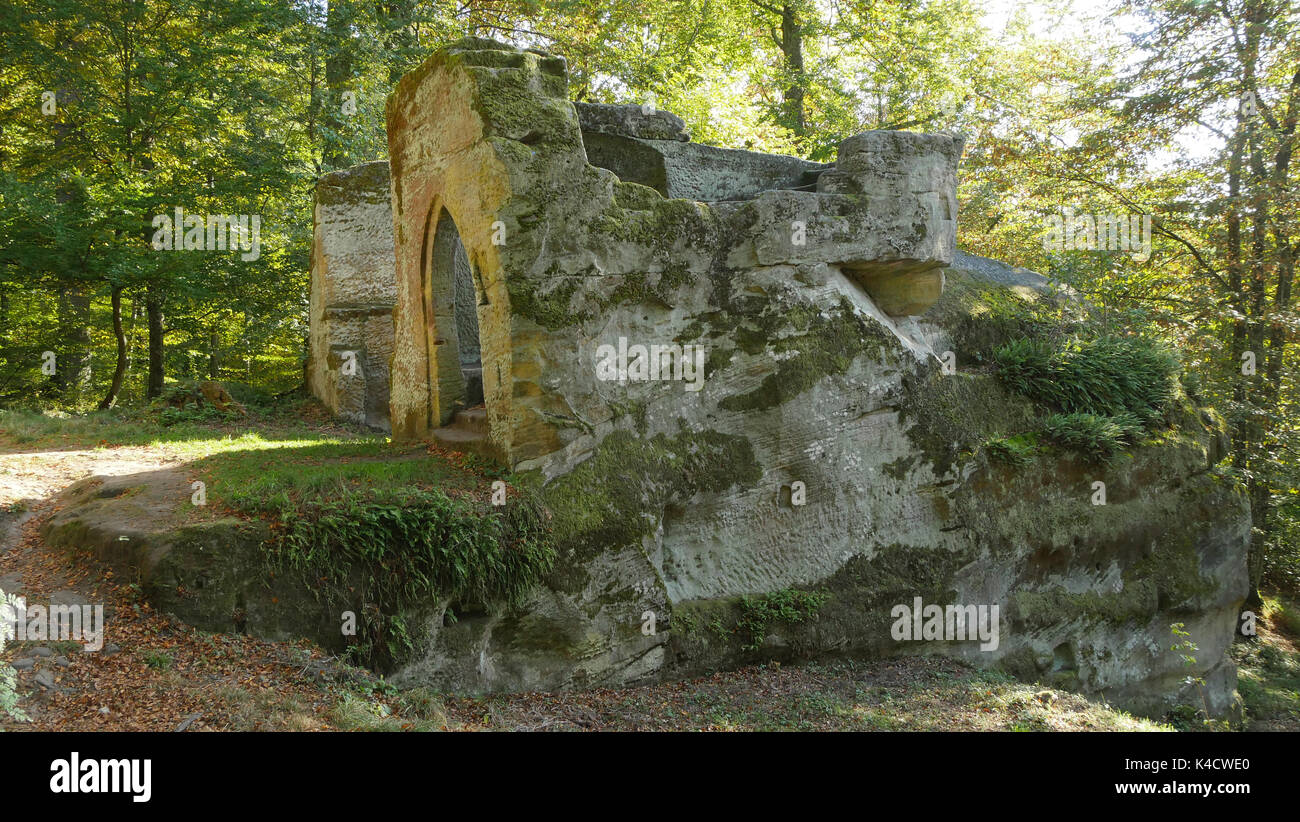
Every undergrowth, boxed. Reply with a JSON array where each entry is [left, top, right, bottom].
[[1040, 412, 1145, 462], [257, 486, 555, 668], [992, 335, 1182, 462], [735, 589, 830, 652]]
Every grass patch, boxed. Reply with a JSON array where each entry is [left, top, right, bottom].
[[994, 336, 1180, 423], [1231, 594, 1300, 730], [0, 399, 368, 452], [1040, 411, 1145, 463], [199, 439, 477, 506], [982, 432, 1040, 466], [330, 690, 448, 732], [141, 650, 173, 670], [992, 335, 1182, 462], [1264, 595, 1300, 636]]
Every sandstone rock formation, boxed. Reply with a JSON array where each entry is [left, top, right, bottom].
[[100, 37, 1249, 719]]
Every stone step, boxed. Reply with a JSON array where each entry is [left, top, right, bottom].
[[799, 166, 829, 184], [451, 406, 488, 435], [431, 422, 494, 461], [431, 426, 483, 446]]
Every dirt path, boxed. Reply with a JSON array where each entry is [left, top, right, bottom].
[[0, 441, 383, 731]]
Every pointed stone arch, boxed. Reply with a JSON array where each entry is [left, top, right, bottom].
[[422, 202, 485, 427]]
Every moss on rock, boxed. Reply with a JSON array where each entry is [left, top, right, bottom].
[[538, 429, 762, 567], [719, 297, 901, 412]]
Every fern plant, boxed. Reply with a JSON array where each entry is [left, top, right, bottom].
[[0, 588, 29, 722]]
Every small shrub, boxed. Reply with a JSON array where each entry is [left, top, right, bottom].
[[142, 649, 173, 670], [994, 334, 1180, 461], [736, 589, 829, 652], [1041, 412, 1143, 463], [220, 381, 274, 408], [156, 405, 240, 426], [994, 335, 1180, 424], [983, 434, 1039, 466]]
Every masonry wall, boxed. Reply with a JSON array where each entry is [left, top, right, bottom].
[[307, 161, 396, 430]]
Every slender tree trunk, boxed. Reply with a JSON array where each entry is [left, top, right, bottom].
[[379, 0, 417, 84], [1240, 118, 1273, 607], [779, 4, 806, 138], [146, 285, 165, 398], [208, 329, 220, 381], [322, 0, 357, 170], [55, 284, 93, 403], [98, 285, 127, 410]]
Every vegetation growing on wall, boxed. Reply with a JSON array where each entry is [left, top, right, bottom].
[[991, 334, 1184, 463], [191, 438, 556, 668], [994, 336, 1181, 424], [262, 487, 554, 666]]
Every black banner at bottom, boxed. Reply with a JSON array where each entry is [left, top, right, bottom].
[[3, 731, 1287, 811]]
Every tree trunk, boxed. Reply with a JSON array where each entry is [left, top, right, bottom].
[[208, 329, 220, 381], [55, 284, 93, 403], [146, 285, 165, 398], [98, 285, 127, 410], [379, 0, 417, 85], [322, 0, 358, 170], [779, 4, 806, 138]]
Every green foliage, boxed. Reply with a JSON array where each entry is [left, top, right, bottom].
[[1041, 412, 1144, 463], [0, 404, 358, 450], [156, 405, 243, 427], [1169, 621, 1212, 726], [982, 433, 1040, 466], [993, 333, 1183, 462], [1265, 496, 1300, 592], [261, 486, 555, 668], [994, 336, 1181, 425], [142, 649, 173, 671], [735, 589, 829, 652]]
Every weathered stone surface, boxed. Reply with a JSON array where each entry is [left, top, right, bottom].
[[583, 133, 829, 201], [47, 39, 1248, 722], [41, 473, 342, 649], [307, 160, 396, 431], [376, 41, 1248, 716], [575, 101, 690, 141]]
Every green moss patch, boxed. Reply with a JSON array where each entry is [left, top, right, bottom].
[[1011, 540, 1216, 631], [672, 588, 830, 653], [537, 428, 762, 565], [720, 297, 899, 413]]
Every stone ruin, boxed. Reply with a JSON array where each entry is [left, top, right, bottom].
[[294, 37, 1248, 716], [307, 160, 396, 430]]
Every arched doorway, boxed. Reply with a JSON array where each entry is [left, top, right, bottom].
[[426, 208, 484, 428]]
